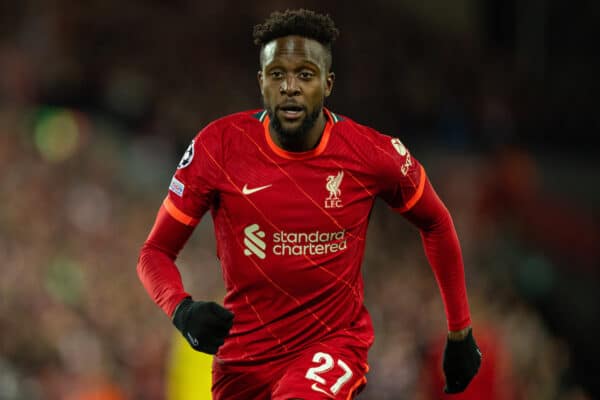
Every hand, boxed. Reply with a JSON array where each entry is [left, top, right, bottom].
[[442, 327, 482, 394], [172, 298, 234, 354]]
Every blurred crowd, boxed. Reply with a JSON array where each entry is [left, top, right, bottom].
[[1, 1, 599, 399]]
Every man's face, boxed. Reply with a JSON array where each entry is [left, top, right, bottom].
[[258, 35, 334, 139]]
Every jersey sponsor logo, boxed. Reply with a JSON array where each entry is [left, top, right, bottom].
[[242, 224, 347, 258], [177, 139, 194, 169], [243, 224, 266, 259], [391, 138, 412, 176], [169, 176, 185, 197], [273, 229, 347, 256], [242, 183, 272, 195], [325, 170, 344, 209]]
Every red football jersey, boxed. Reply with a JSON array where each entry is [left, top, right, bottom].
[[163, 108, 426, 364]]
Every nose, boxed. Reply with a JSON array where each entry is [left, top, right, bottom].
[[279, 74, 300, 96]]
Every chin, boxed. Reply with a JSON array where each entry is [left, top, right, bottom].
[[271, 108, 322, 140], [278, 120, 305, 137], [271, 115, 307, 138]]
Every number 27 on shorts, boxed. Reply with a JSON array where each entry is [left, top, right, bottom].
[[305, 352, 353, 397]]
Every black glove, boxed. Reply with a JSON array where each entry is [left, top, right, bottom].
[[442, 328, 482, 394], [172, 297, 234, 354]]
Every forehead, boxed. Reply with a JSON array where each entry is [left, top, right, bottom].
[[261, 35, 328, 69]]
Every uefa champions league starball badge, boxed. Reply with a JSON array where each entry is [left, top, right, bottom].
[[177, 140, 195, 169]]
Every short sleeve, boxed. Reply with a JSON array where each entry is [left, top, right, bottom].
[[376, 136, 427, 213], [164, 124, 222, 226]]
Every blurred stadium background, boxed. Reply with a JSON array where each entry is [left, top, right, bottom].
[[1, 0, 599, 399]]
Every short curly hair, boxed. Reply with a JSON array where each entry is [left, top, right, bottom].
[[253, 9, 339, 49]]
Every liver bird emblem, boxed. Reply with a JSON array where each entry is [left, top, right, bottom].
[[326, 171, 344, 200]]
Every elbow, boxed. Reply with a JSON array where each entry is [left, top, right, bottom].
[[136, 242, 151, 280], [137, 240, 177, 278], [419, 206, 453, 234], [137, 241, 161, 278]]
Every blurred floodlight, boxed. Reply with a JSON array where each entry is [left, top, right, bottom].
[[34, 108, 81, 162]]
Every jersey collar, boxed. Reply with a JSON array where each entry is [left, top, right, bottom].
[[262, 108, 334, 160]]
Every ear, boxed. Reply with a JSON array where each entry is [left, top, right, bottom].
[[257, 70, 264, 96], [325, 72, 335, 97]]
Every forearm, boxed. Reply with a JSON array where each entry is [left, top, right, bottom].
[[137, 204, 195, 317], [402, 179, 471, 331], [137, 243, 191, 317], [419, 213, 471, 331]]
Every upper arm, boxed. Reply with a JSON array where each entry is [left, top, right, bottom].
[[143, 204, 196, 258], [164, 124, 222, 227], [374, 135, 427, 213], [400, 177, 451, 232]]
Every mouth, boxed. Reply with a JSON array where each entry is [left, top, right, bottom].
[[277, 104, 305, 121]]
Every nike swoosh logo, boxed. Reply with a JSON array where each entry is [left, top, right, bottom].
[[242, 184, 272, 195], [311, 384, 334, 398], [186, 333, 199, 347]]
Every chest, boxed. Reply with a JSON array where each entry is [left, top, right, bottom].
[[215, 154, 376, 231]]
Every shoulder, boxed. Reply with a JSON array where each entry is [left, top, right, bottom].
[[189, 109, 264, 147], [198, 109, 263, 137], [211, 109, 265, 128], [332, 112, 393, 141], [330, 111, 419, 181], [331, 111, 401, 156]]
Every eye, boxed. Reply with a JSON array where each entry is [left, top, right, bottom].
[[299, 71, 314, 80], [270, 70, 284, 79]]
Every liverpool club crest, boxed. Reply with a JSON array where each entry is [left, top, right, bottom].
[[325, 171, 344, 208]]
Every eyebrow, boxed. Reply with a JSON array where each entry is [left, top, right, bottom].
[[265, 59, 321, 71]]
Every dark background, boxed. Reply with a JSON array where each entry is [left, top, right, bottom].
[[1, 1, 598, 399]]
